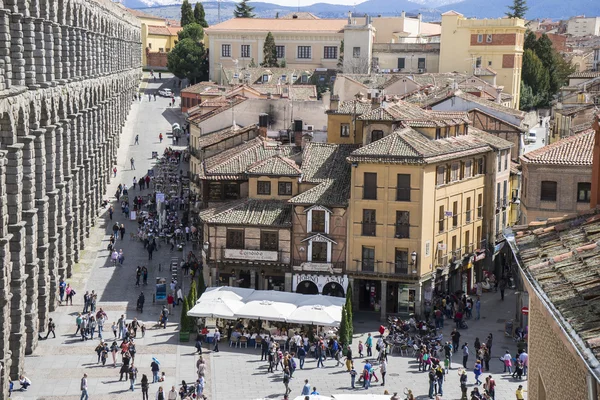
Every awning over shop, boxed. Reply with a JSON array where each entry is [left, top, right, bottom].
[[188, 286, 345, 326]]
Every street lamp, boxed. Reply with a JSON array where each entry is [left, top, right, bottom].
[[203, 241, 211, 285], [411, 251, 418, 274]]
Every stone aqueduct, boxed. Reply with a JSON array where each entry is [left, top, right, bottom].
[[0, 0, 142, 395]]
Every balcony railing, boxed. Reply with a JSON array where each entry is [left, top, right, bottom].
[[394, 224, 409, 239], [362, 222, 377, 236]]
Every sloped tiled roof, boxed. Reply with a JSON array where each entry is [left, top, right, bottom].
[[511, 208, 600, 378], [187, 96, 247, 125], [200, 199, 292, 227], [280, 12, 320, 19], [520, 129, 594, 166], [289, 143, 359, 207], [200, 137, 299, 180], [468, 126, 513, 150], [148, 25, 171, 36], [327, 99, 373, 115], [205, 18, 346, 33], [572, 121, 593, 134], [358, 101, 470, 127], [568, 71, 600, 79], [181, 82, 223, 95], [127, 8, 164, 20], [197, 124, 258, 149], [247, 155, 302, 176], [453, 91, 526, 118], [347, 127, 491, 164]]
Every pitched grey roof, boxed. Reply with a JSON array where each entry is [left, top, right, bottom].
[[199, 199, 292, 227], [347, 127, 492, 164], [200, 137, 299, 180], [327, 99, 373, 115], [197, 124, 257, 149], [358, 100, 470, 127], [289, 143, 359, 207], [468, 127, 513, 150], [246, 154, 302, 176]]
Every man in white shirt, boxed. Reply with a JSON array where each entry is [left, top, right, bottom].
[[167, 385, 178, 400], [19, 375, 32, 391], [518, 351, 528, 376]]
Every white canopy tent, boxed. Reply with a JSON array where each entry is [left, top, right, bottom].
[[187, 286, 345, 326]]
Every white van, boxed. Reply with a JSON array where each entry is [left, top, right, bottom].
[[525, 130, 536, 144]]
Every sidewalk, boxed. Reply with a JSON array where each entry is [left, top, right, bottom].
[[17, 74, 198, 400]]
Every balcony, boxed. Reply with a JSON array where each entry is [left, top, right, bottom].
[[189, 146, 201, 159], [292, 259, 344, 273], [394, 224, 409, 239], [436, 255, 448, 268], [361, 222, 377, 237]]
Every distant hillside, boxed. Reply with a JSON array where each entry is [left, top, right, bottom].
[[122, 0, 600, 23]]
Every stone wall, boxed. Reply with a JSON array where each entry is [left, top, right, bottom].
[[146, 51, 169, 70], [0, 0, 141, 397]]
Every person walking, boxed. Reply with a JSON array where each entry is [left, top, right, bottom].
[[462, 343, 469, 369], [380, 358, 387, 386], [151, 359, 160, 383], [129, 363, 138, 391], [80, 373, 88, 400], [134, 134, 139, 145], [301, 379, 310, 395], [282, 367, 291, 395], [59, 278, 66, 304], [130, 157, 135, 170], [141, 374, 149, 400], [499, 278, 507, 301], [110, 341, 119, 367], [213, 328, 220, 352], [45, 318, 56, 339], [113, 166, 117, 177], [501, 351, 513, 374], [345, 345, 353, 371], [451, 329, 461, 354], [159, 133, 163, 143], [156, 386, 165, 400], [428, 368, 437, 399], [475, 297, 481, 320], [474, 359, 483, 385], [366, 333, 373, 357], [65, 283, 74, 305]]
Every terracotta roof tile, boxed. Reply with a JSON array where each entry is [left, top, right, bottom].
[[148, 25, 171, 36], [197, 124, 258, 149], [181, 82, 223, 95], [127, 8, 164, 20], [327, 99, 373, 115], [520, 130, 594, 166], [200, 199, 292, 227], [358, 101, 470, 127], [247, 155, 302, 176], [205, 18, 346, 33]]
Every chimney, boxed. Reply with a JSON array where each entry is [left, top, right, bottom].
[[258, 113, 268, 138], [322, 89, 331, 110], [294, 119, 303, 146], [591, 114, 600, 208], [330, 95, 340, 112], [301, 132, 313, 150], [417, 13, 422, 21], [401, 10, 406, 18], [347, 11, 352, 24]]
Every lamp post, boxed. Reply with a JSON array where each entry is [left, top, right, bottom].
[[203, 241, 211, 286], [411, 251, 418, 274]]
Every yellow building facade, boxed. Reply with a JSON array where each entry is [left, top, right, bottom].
[[344, 103, 507, 319], [439, 11, 526, 109], [128, 9, 181, 68]]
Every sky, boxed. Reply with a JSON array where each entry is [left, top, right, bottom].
[[135, 0, 365, 7]]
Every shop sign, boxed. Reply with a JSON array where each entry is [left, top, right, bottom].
[[224, 248, 278, 261], [293, 274, 348, 293]]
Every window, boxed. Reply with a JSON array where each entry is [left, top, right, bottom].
[[497, 153, 502, 171], [165, 48, 170, 52], [226, 229, 244, 249], [257, 181, 271, 195], [477, 193, 483, 218], [435, 127, 442, 139], [241, 44, 250, 58], [577, 182, 591, 202], [301, 74, 308, 83], [486, 34, 493, 43], [362, 209, 377, 236], [395, 211, 410, 238], [312, 242, 327, 262], [221, 44, 231, 57], [397, 57, 406, 69], [503, 180, 508, 205], [476, 226, 482, 248], [371, 130, 384, 142], [452, 201, 458, 227], [353, 47, 361, 58], [438, 205, 445, 233], [451, 163, 459, 182], [361, 246, 375, 272], [504, 152, 508, 170], [340, 123, 350, 137], [297, 46, 311, 59], [323, 46, 337, 59], [312, 210, 326, 233], [451, 235, 457, 254], [540, 181, 557, 201], [418, 58, 425, 70], [464, 230, 470, 254], [260, 231, 278, 251], [502, 210, 507, 228], [278, 182, 292, 196], [363, 172, 377, 200], [476, 158, 485, 175], [148, 43, 152, 49], [396, 174, 411, 202], [476, 56, 482, 68], [437, 166, 446, 186], [477, 34, 483, 43], [497, 182, 501, 205], [466, 197, 471, 223], [159, 48, 164, 53], [395, 249, 409, 274], [464, 160, 472, 178], [276, 45, 285, 59]]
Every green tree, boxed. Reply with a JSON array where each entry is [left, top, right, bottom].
[[505, 0, 528, 19], [534, 34, 554, 69], [188, 280, 198, 305], [524, 30, 537, 51], [194, 2, 208, 28], [337, 40, 344, 70], [521, 49, 549, 108], [519, 81, 541, 110], [197, 270, 207, 297], [261, 32, 278, 67], [234, 0, 255, 18], [180, 297, 191, 332], [249, 58, 257, 68], [180, 0, 195, 27], [345, 285, 353, 342], [167, 38, 209, 84], [338, 305, 349, 346], [178, 23, 204, 42]]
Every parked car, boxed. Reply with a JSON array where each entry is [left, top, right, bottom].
[[158, 88, 172, 97]]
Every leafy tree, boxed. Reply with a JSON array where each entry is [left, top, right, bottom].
[[534, 34, 554, 70], [188, 280, 198, 305], [524, 30, 537, 51], [279, 59, 287, 68], [506, 0, 528, 19], [178, 23, 204, 42], [261, 32, 278, 67], [167, 38, 209, 84], [345, 285, 353, 342], [519, 81, 541, 110], [197, 269, 206, 297], [521, 49, 549, 108], [234, 0, 255, 18], [180, 0, 195, 27], [194, 2, 208, 28]]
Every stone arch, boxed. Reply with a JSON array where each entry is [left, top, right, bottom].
[[40, 100, 51, 128], [16, 107, 28, 138], [57, 96, 67, 120], [63, 0, 71, 25], [0, 112, 16, 148], [296, 281, 319, 295], [322, 282, 345, 297], [29, 0, 40, 18]]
